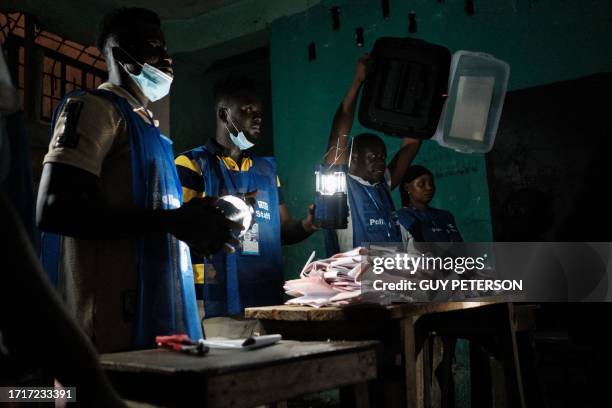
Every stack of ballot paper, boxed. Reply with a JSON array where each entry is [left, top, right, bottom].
[[199, 334, 282, 350], [283, 247, 372, 307]]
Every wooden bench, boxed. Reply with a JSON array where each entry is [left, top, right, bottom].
[[100, 340, 379, 408]]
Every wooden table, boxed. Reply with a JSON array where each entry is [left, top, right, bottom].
[[246, 298, 526, 408], [100, 340, 378, 408]]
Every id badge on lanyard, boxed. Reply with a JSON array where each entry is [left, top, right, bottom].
[[241, 222, 260, 255]]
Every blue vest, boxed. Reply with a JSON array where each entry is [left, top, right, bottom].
[[325, 176, 401, 256], [41, 89, 201, 349], [396, 206, 463, 242], [186, 145, 283, 317]]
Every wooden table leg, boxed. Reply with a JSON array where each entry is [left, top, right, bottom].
[[422, 334, 433, 408], [469, 303, 527, 408], [354, 382, 371, 408], [340, 382, 370, 408], [500, 303, 527, 408], [402, 317, 425, 408], [513, 304, 548, 408], [436, 336, 455, 408], [431, 336, 443, 408], [470, 339, 492, 408]]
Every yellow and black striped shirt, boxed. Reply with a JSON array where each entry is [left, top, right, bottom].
[[175, 140, 282, 203], [175, 140, 282, 285]]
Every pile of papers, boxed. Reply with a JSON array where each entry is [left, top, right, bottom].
[[283, 247, 371, 307], [284, 244, 503, 307]]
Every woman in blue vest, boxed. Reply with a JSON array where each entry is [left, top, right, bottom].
[[397, 165, 463, 243]]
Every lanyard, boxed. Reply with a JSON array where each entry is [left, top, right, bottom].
[[364, 185, 395, 239], [364, 186, 383, 211]]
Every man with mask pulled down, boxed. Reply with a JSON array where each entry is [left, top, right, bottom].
[[37, 8, 240, 352], [176, 77, 316, 337]]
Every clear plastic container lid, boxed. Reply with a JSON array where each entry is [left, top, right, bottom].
[[433, 50, 510, 153]]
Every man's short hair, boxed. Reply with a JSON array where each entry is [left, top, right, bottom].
[[97, 8, 161, 51], [351, 132, 385, 156], [213, 76, 257, 107]]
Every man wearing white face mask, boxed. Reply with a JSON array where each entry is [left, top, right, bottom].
[[37, 8, 242, 353], [176, 77, 317, 336]]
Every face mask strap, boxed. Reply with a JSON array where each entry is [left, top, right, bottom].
[[116, 46, 172, 80], [224, 108, 243, 136], [115, 47, 145, 72]]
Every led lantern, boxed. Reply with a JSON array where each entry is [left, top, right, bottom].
[[313, 164, 349, 229]]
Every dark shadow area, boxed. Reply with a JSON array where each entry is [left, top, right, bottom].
[[487, 72, 612, 407]]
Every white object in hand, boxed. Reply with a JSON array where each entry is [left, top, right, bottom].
[[217, 195, 253, 238]]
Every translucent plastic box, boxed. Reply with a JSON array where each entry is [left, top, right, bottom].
[[433, 51, 510, 153]]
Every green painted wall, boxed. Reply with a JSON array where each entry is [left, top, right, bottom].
[[170, 48, 274, 156], [169, 57, 208, 154], [269, 0, 612, 279]]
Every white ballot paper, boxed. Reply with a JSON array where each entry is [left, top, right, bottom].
[[199, 334, 282, 350]]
